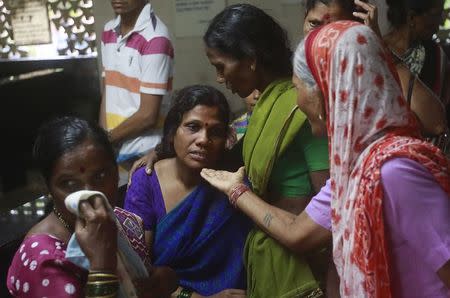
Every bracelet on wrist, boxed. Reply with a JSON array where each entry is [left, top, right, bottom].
[[86, 270, 119, 297], [88, 272, 118, 282], [229, 183, 250, 207], [85, 280, 119, 297]]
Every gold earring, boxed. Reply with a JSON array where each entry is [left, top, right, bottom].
[[318, 114, 323, 121]]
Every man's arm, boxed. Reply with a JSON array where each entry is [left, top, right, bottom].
[[99, 78, 107, 129], [109, 93, 162, 145]]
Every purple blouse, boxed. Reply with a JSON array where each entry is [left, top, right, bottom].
[[125, 167, 167, 230], [306, 157, 450, 297]]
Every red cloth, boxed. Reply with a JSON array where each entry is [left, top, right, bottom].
[[304, 21, 450, 297]]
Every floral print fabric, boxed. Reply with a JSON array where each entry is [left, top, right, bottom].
[[304, 21, 450, 297]]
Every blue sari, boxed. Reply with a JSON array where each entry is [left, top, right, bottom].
[[153, 183, 252, 296]]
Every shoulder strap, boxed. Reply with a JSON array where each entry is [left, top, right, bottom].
[[406, 72, 415, 107]]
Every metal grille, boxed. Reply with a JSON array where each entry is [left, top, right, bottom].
[[0, 0, 96, 58]]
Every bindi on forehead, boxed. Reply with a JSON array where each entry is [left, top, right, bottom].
[[203, 122, 217, 127], [79, 166, 86, 173], [322, 13, 331, 22]]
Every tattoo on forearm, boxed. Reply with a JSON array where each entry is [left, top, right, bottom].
[[263, 213, 274, 228]]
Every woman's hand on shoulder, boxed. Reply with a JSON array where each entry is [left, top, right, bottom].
[[201, 167, 245, 196], [75, 195, 117, 271], [128, 149, 157, 187], [353, 0, 381, 37]]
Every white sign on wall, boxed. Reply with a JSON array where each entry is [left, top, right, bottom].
[[10, 0, 51, 46], [174, 0, 225, 37]]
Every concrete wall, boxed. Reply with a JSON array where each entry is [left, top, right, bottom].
[[92, 0, 390, 114]]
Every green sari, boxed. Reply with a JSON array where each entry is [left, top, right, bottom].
[[242, 79, 324, 298]]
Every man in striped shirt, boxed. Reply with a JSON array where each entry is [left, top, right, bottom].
[[100, 0, 174, 183]]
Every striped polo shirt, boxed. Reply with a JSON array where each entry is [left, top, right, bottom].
[[101, 3, 174, 163]]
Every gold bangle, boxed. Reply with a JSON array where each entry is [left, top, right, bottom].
[[87, 277, 119, 282], [88, 273, 118, 278], [88, 273, 118, 281], [85, 280, 119, 297], [89, 270, 116, 274], [87, 280, 119, 285]]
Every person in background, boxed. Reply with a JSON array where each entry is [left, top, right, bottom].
[[125, 85, 252, 298], [7, 116, 177, 297], [304, 0, 448, 139], [303, 0, 380, 35], [99, 0, 174, 184], [384, 0, 449, 147], [228, 89, 260, 147], [204, 4, 330, 297], [202, 20, 450, 297]]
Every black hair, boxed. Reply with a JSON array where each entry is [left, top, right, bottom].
[[155, 85, 230, 160], [203, 4, 292, 77], [386, 0, 442, 27], [33, 116, 116, 185], [304, 0, 358, 16]]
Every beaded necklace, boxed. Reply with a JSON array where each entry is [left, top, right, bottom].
[[53, 206, 73, 232]]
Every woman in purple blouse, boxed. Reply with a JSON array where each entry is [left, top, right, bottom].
[[124, 85, 252, 298]]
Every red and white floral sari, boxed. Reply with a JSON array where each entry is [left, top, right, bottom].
[[304, 21, 450, 297]]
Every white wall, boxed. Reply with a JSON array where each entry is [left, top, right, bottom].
[[92, 0, 391, 114]]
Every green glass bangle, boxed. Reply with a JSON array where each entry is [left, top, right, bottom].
[[85, 280, 119, 297], [177, 288, 193, 298]]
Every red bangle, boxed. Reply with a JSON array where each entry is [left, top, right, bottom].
[[229, 183, 249, 207]]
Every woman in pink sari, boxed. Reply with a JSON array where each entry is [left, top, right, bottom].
[[201, 21, 450, 297]]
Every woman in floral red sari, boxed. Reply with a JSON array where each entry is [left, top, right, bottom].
[[201, 21, 450, 297], [299, 20, 450, 297]]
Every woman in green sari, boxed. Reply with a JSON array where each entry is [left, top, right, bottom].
[[203, 4, 330, 297]]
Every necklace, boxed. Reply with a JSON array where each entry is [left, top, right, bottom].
[[53, 207, 73, 232], [390, 44, 425, 76]]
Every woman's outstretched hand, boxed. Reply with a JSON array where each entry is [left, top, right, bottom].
[[201, 167, 245, 195]]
